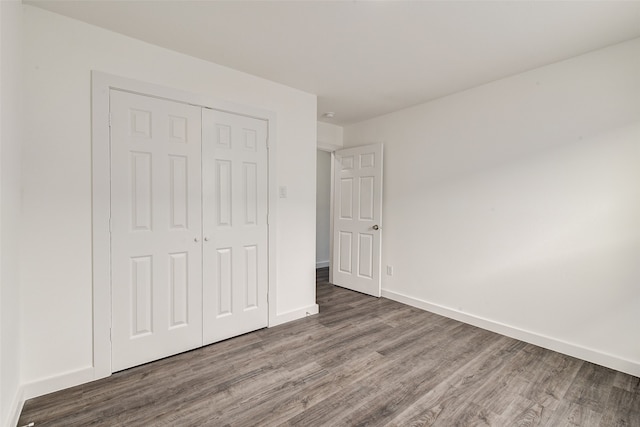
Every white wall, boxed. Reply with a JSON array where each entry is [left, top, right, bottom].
[[316, 150, 331, 267], [344, 37, 640, 376], [0, 1, 23, 425], [21, 5, 317, 395], [317, 121, 344, 148]]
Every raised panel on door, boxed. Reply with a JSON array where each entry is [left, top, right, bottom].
[[332, 144, 383, 297], [338, 231, 353, 274], [168, 252, 189, 328], [110, 90, 203, 372], [169, 155, 189, 230], [216, 247, 233, 316], [202, 109, 269, 345], [130, 256, 153, 336]]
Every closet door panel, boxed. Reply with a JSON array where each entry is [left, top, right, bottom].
[[202, 109, 269, 344], [110, 90, 203, 372]]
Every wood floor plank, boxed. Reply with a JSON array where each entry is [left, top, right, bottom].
[[496, 397, 544, 427], [605, 386, 640, 414], [281, 322, 493, 426], [540, 400, 603, 426], [564, 363, 616, 413], [154, 362, 329, 427], [386, 336, 522, 426], [18, 268, 640, 427], [344, 334, 516, 425], [232, 352, 390, 426], [518, 351, 583, 411], [599, 407, 640, 427], [613, 371, 640, 394]]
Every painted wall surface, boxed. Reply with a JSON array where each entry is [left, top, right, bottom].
[[317, 121, 344, 148], [344, 38, 640, 374], [21, 5, 317, 388], [316, 150, 331, 267], [0, 1, 23, 425]]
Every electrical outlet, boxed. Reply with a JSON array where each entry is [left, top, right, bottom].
[[386, 265, 393, 276]]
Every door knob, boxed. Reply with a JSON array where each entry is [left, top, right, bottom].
[[204, 237, 209, 242], [372, 225, 379, 230], [194, 237, 200, 242]]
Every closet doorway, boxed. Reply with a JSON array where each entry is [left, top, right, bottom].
[[92, 72, 277, 376]]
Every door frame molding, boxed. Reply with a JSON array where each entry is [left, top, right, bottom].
[[91, 71, 278, 379], [316, 143, 340, 284]]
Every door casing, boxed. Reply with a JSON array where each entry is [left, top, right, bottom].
[[316, 142, 339, 285], [91, 71, 278, 379]]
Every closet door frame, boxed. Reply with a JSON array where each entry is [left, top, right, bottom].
[[91, 71, 278, 379]]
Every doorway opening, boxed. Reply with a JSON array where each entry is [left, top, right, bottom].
[[316, 149, 332, 284]]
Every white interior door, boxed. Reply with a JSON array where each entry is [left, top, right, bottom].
[[332, 143, 383, 297], [202, 109, 269, 345], [110, 90, 203, 371]]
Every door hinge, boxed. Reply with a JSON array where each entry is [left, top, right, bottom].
[[266, 136, 269, 150], [108, 113, 112, 128], [109, 328, 112, 342], [266, 213, 269, 225]]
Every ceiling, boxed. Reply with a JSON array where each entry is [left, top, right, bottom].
[[27, 1, 640, 126]]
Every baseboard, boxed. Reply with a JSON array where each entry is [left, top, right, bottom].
[[269, 303, 319, 327], [6, 385, 25, 427], [21, 366, 95, 402], [316, 261, 330, 269], [382, 289, 640, 377]]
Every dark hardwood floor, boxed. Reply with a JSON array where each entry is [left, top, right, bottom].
[[19, 268, 640, 426]]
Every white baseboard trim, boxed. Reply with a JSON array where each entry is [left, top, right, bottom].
[[269, 303, 319, 327], [382, 289, 640, 377], [6, 385, 25, 427], [21, 366, 95, 401], [316, 261, 330, 269]]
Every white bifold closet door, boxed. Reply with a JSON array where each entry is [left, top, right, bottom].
[[110, 91, 268, 372], [110, 90, 203, 372], [202, 109, 269, 345]]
